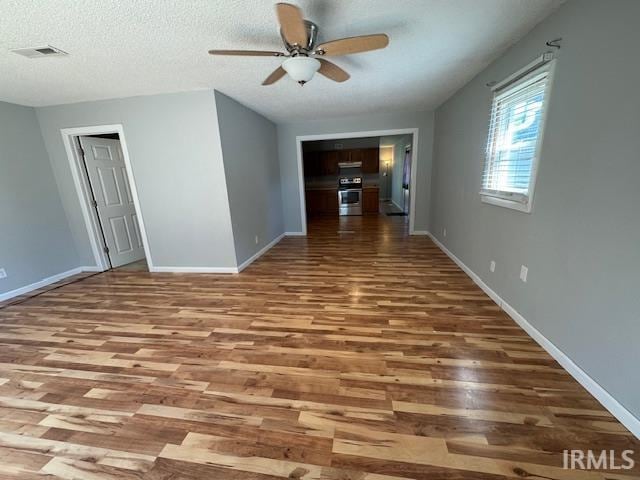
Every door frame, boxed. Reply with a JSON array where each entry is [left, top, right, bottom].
[[61, 124, 153, 272], [295, 128, 420, 235], [403, 143, 413, 213]]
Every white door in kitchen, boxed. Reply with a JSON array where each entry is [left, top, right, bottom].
[[79, 136, 145, 268]]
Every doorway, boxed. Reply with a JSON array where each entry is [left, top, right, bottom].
[[296, 128, 418, 235], [378, 134, 413, 218], [297, 130, 418, 234], [402, 145, 412, 215], [62, 125, 152, 272]]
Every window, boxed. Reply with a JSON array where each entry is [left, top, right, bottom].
[[481, 55, 555, 212]]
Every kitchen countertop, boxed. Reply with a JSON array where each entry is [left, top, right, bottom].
[[305, 184, 337, 191], [305, 182, 379, 191]]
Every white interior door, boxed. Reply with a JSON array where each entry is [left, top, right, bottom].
[[79, 136, 145, 268]]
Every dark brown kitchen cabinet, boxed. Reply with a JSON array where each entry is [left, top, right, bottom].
[[362, 187, 379, 214], [305, 189, 338, 217], [303, 151, 320, 177], [337, 149, 351, 164], [319, 150, 339, 175], [349, 149, 365, 164], [336, 148, 369, 165], [304, 147, 379, 176], [304, 151, 338, 176], [362, 148, 380, 173]]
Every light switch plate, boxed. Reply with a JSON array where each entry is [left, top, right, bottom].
[[520, 265, 528, 282]]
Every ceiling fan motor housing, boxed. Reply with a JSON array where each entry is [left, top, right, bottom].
[[281, 20, 318, 55]]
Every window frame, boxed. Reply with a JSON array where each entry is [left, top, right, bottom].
[[480, 56, 556, 213]]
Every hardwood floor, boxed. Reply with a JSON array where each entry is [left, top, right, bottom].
[[0, 215, 637, 479]]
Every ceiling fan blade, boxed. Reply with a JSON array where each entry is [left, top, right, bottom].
[[317, 59, 350, 83], [316, 34, 389, 56], [262, 66, 287, 85], [208, 49, 284, 57], [276, 3, 308, 46]]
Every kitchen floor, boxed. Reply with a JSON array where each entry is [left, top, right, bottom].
[[0, 214, 637, 478], [380, 199, 405, 215]]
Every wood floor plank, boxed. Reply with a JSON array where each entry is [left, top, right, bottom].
[[0, 215, 637, 479]]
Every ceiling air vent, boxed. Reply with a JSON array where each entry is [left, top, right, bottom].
[[11, 45, 68, 58]]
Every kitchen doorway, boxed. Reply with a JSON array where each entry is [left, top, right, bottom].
[[297, 129, 418, 233], [61, 125, 152, 272]]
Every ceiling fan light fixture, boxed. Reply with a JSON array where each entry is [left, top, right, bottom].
[[282, 56, 320, 85]]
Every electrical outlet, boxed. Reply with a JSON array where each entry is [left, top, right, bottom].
[[255, 235, 259, 245], [0, 268, 6, 279], [443, 228, 447, 237], [489, 261, 496, 273], [520, 265, 528, 282]]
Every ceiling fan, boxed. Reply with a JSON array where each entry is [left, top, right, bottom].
[[208, 3, 389, 86]]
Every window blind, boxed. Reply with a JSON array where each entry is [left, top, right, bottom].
[[481, 61, 553, 206]]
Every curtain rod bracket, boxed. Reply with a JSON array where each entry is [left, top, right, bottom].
[[546, 38, 562, 49]]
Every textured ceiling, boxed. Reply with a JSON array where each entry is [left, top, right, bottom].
[[0, 0, 563, 122]]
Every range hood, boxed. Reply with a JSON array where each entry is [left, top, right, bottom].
[[338, 161, 362, 168]]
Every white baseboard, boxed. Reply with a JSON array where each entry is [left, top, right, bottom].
[[412, 230, 430, 236], [427, 232, 640, 439], [237, 233, 285, 273], [0, 266, 99, 302], [428, 234, 502, 306], [149, 266, 238, 274], [80, 265, 102, 272], [500, 301, 640, 439], [284, 231, 306, 236], [146, 233, 288, 275]]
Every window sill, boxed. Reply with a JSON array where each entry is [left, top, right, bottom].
[[481, 194, 532, 213]]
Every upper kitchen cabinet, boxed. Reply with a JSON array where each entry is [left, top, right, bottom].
[[303, 151, 320, 177], [337, 149, 351, 164], [320, 150, 339, 175], [362, 148, 380, 173], [348, 149, 364, 164], [304, 147, 379, 175], [304, 150, 339, 176]]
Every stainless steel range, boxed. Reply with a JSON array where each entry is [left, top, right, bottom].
[[338, 176, 362, 216]]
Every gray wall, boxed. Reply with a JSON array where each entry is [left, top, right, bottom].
[[430, 0, 640, 417], [36, 90, 237, 269], [214, 91, 283, 266], [278, 110, 434, 233], [0, 101, 78, 295]]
